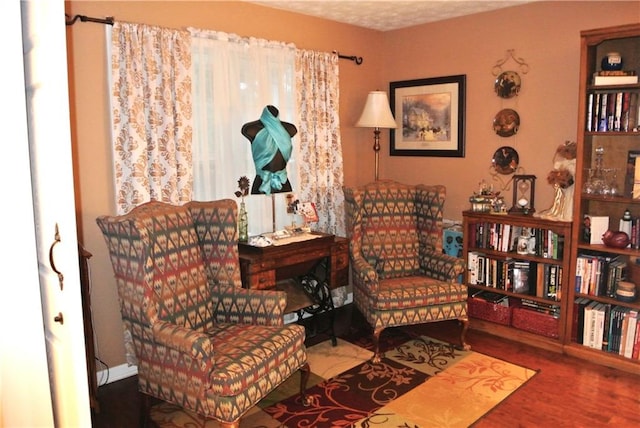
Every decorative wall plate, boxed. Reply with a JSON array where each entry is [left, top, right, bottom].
[[492, 146, 519, 174], [494, 71, 521, 98], [493, 108, 520, 137]]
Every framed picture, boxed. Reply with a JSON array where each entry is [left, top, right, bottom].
[[390, 75, 466, 157]]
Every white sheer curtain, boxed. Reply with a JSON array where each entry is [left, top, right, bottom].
[[189, 29, 298, 235]]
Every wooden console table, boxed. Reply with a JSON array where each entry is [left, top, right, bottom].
[[238, 232, 349, 345]]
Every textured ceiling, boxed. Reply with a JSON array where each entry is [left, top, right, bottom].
[[246, 1, 533, 31]]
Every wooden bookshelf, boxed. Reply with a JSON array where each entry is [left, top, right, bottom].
[[463, 211, 572, 351], [568, 23, 640, 375]]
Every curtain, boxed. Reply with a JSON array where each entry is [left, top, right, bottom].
[[295, 50, 346, 236], [189, 29, 298, 234], [109, 22, 193, 214]]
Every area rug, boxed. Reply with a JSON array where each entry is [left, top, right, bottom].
[[150, 336, 537, 428]]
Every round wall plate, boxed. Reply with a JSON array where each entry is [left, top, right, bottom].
[[492, 146, 519, 174], [494, 71, 521, 99], [493, 108, 520, 137]]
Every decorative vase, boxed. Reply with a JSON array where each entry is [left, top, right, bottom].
[[602, 229, 630, 249], [238, 201, 248, 242]]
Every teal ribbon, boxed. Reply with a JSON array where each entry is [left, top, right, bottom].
[[251, 107, 293, 194]]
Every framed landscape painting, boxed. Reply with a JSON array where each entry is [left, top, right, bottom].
[[390, 75, 466, 157]]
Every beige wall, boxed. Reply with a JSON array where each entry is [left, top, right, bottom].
[[65, 1, 638, 370]]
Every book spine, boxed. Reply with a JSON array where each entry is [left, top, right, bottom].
[[599, 93, 608, 132], [622, 92, 631, 132], [586, 92, 594, 131], [629, 92, 639, 132], [614, 92, 623, 131]]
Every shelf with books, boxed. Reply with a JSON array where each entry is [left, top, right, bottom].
[[463, 210, 571, 345], [585, 89, 639, 133], [570, 23, 640, 374]]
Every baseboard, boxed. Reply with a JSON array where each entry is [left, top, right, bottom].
[[97, 363, 138, 386], [98, 290, 354, 385]]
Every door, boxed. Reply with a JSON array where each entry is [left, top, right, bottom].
[[21, 0, 91, 426]]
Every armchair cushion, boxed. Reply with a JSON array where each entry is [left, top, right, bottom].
[[209, 322, 306, 396], [372, 277, 468, 310], [358, 181, 421, 279]]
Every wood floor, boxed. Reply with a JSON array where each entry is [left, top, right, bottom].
[[92, 304, 640, 427]]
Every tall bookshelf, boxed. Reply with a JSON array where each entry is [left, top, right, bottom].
[[568, 23, 640, 375], [463, 211, 572, 353]]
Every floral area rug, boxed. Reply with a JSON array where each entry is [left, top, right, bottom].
[[150, 335, 537, 428]]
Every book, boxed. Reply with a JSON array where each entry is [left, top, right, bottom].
[[583, 301, 599, 348], [614, 92, 623, 131], [624, 150, 640, 198], [512, 260, 532, 294], [634, 160, 640, 199], [467, 251, 480, 285], [598, 93, 609, 131], [572, 297, 587, 343], [474, 290, 509, 306], [586, 215, 609, 245], [593, 74, 639, 85], [623, 310, 638, 358], [633, 317, 640, 360], [593, 303, 606, 350]]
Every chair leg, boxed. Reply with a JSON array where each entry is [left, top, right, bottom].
[[139, 392, 152, 428], [458, 317, 471, 351], [220, 422, 240, 428], [371, 326, 385, 363], [299, 362, 311, 406]]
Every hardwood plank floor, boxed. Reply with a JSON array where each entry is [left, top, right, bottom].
[[92, 304, 640, 427]]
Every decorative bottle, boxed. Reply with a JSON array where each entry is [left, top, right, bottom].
[[619, 208, 632, 247], [238, 201, 248, 242]]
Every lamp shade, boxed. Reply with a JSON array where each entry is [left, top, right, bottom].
[[355, 91, 398, 129]]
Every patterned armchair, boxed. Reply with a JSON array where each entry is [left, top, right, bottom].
[[344, 180, 470, 362], [97, 200, 309, 428]]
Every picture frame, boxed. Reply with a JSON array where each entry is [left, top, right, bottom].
[[389, 74, 466, 157]]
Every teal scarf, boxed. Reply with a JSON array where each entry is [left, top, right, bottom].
[[251, 107, 293, 194]]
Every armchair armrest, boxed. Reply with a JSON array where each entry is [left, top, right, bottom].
[[152, 320, 214, 361], [350, 254, 380, 292], [211, 283, 287, 326], [420, 251, 466, 282]]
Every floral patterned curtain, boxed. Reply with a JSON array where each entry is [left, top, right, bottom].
[[110, 22, 193, 214], [295, 50, 345, 236]]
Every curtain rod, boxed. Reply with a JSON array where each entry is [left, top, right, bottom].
[[335, 52, 363, 65], [65, 14, 114, 26], [63, 14, 363, 66]]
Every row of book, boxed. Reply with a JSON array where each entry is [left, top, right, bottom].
[[521, 297, 561, 318], [468, 222, 565, 260], [468, 252, 562, 301], [575, 252, 626, 297], [573, 298, 640, 360], [585, 91, 638, 133]]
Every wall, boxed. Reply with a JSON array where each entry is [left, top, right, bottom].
[[380, 1, 638, 219], [65, 0, 638, 372]]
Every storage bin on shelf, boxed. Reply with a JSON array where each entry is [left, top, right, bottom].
[[467, 295, 512, 326], [511, 306, 560, 338]]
